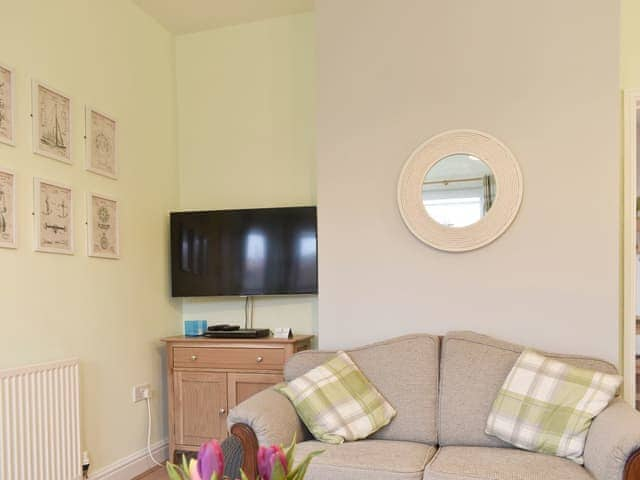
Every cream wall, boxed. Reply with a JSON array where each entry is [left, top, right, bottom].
[[622, 0, 640, 89], [0, 0, 179, 473], [175, 13, 317, 335], [316, 0, 620, 362]]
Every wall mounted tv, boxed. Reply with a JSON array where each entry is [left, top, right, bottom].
[[170, 207, 318, 297]]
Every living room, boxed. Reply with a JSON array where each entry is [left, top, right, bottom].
[[1, 1, 639, 479]]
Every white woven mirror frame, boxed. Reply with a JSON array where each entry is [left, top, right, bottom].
[[397, 130, 523, 252]]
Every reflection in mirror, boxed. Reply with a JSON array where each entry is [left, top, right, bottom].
[[422, 154, 496, 228]]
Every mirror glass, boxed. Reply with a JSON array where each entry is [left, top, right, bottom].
[[422, 154, 496, 228]]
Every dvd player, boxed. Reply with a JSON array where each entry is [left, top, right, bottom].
[[203, 328, 271, 339]]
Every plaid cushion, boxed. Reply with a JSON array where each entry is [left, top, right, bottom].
[[485, 349, 622, 464], [276, 351, 396, 444]]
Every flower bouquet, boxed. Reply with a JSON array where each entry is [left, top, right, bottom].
[[166, 436, 322, 480]]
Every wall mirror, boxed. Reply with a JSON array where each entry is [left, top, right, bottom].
[[398, 130, 522, 252], [422, 154, 495, 228]]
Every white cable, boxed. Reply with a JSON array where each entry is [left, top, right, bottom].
[[250, 296, 254, 329], [146, 396, 164, 467], [244, 296, 249, 329]]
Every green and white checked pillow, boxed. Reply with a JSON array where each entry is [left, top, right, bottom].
[[276, 351, 396, 444], [486, 349, 622, 464]]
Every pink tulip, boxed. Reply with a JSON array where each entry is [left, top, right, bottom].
[[197, 439, 224, 480], [257, 445, 288, 480], [189, 458, 203, 480]]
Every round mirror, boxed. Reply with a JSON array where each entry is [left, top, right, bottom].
[[397, 130, 522, 252], [422, 154, 496, 228]]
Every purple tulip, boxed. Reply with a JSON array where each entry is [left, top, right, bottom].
[[257, 445, 288, 480], [197, 439, 224, 480]]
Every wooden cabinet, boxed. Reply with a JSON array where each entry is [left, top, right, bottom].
[[163, 335, 313, 461], [228, 373, 284, 409], [173, 371, 228, 446]]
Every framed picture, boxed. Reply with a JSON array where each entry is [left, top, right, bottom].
[[87, 192, 119, 259], [85, 106, 117, 179], [32, 80, 71, 164], [0, 64, 15, 146], [0, 168, 16, 248], [34, 178, 73, 254]]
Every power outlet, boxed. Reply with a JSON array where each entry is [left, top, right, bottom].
[[132, 383, 151, 403]]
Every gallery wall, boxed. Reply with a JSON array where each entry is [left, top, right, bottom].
[[316, 0, 620, 362], [175, 13, 317, 335], [0, 0, 179, 473]]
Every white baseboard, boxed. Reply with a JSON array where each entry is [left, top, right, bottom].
[[89, 439, 168, 480]]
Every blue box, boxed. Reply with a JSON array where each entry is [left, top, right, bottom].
[[184, 320, 207, 336]]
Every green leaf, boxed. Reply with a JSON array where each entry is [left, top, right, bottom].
[[271, 458, 287, 480], [166, 462, 189, 480], [181, 454, 190, 474], [239, 468, 250, 480], [285, 433, 297, 470], [210, 473, 218, 480], [287, 450, 323, 480], [165, 463, 181, 480]]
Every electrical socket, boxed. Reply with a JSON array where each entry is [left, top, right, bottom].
[[132, 383, 151, 403]]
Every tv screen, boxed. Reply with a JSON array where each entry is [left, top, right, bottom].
[[170, 207, 318, 297]]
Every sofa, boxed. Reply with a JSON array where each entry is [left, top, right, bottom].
[[227, 331, 640, 480]]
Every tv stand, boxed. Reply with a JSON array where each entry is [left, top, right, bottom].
[[162, 334, 314, 462]]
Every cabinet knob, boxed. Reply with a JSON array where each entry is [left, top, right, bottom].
[[256, 356, 264, 363], [219, 408, 226, 415], [191, 355, 197, 361]]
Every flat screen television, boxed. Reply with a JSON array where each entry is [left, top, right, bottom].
[[170, 207, 318, 297]]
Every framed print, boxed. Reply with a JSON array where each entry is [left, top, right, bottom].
[[34, 178, 73, 254], [85, 107, 117, 179], [0, 168, 16, 248], [32, 80, 71, 164], [87, 192, 119, 259], [0, 64, 15, 146]]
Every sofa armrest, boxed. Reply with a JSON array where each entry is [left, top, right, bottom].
[[584, 399, 640, 480], [227, 387, 306, 447]]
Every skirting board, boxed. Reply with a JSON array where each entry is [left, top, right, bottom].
[[89, 439, 168, 480]]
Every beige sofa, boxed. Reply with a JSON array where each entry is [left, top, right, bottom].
[[227, 331, 640, 480]]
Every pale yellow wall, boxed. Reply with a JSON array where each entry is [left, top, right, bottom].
[[622, 0, 640, 89], [175, 13, 317, 334], [0, 0, 179, 472]]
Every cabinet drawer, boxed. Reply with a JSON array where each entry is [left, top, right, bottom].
[[173, 347, 285, 370]]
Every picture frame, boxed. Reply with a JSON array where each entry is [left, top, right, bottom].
[[85, 106, 117, 179], [0, 167, 16, 248], [0, 63, 15, 146], [34, 177, 73, 254], [31, 80, 72, 164], [87, 192, 119, 259]]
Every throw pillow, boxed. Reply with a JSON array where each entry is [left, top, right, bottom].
[[276, 351, 396, 444], [485, 349, 622, 464]]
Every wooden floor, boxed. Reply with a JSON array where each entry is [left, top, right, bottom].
[[133, 465, 170, 480]]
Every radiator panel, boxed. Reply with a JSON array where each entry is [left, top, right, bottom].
[[1, 359, 81, 480]]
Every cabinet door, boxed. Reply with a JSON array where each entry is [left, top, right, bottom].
[[228, 373, 283, 409], [174, 371, 228, 446]]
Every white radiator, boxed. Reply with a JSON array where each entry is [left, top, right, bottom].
[[0, 359, 81, 480]]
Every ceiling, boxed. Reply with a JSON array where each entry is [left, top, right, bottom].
[[133, 0, 314, 34]]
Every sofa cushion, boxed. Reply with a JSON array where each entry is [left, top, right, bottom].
[[285, 334, 440, 444], [438, 331, 618, 448], [296, 439, 436, 480], [277, 351, 397, 443], [423, 446, 595, 480], [485, 350, 622, 464]]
